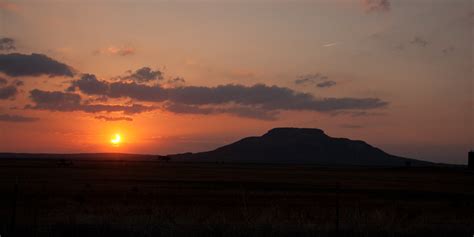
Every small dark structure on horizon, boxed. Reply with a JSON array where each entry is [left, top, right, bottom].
[[158, 156, 171, 163], [469, 151, 474, 169], [57, 159, 74, 167]]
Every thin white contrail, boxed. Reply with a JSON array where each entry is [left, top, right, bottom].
[[323, 42, 339, 47]]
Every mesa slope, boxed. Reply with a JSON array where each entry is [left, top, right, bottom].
[[170, 127, 433, 166]]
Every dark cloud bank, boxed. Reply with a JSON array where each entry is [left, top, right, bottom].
[[26, 89, 154, 115], [60, 73, 388, 120], [0, 51, 388, 121], [0, 53, 74, 77]]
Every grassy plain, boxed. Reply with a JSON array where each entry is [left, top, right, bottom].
[[0, 158, 473, 236]]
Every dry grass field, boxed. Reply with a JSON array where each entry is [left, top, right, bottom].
[[0, 158, 473, 236]]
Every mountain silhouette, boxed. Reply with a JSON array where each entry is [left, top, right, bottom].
[[169, 128, 433, 166]]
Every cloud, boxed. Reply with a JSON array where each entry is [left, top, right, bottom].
[[0, 53, 74, 77], [295, 73, 328, 85], [164, 103, 214, 115], [94, 46, 136, 56], [164, 103, 278, 121], [410, 36, 429, 47], [323, 42, 339, 47], [442, 46, 455, 55], [295, 73, 336, 89], [28, 89, 82, 112], [0, 38, 15, 51], [0, 113, 39, 122], [330, 110, 385, 117], [361, 0, 391, 13], [218, 106, 278, 121], [316, 80, 337, 88], [0, 85, 18, 99], [14, 80, 23, 86], [133, 83, 386, 112], [68, 74, 109, 95], [83, 95, 109, 103], [108, 46, 135, 56], [165, 77, 186, 87], [81, 104, 154, 114], [121, 67, 163, 83], [70, 75, 166, 101], [94, 115, 133, 122], [26, 89, 154, 115], [32, 72, 388, 120], [68, 76, 388, 116], [0, 78, 22, 100]]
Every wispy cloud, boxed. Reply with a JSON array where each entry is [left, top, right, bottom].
[[295, 73, 337, 89], [94, 115, 133, 122], [330, 111, 385, 117], [295, 73, 328, 85], [0, 114, 38, 123], [94, 45, 136, 57], [165, 77, 186, 88], [361, 0, 391, 13], [441, 46, 455, 56], [316, 80, 337, 88], [323, 42, 339, 47], [410, 36, 429, 47], [0, 38, 15, 51]]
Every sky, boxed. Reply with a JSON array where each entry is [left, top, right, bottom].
[[0, 0, 472, 164]]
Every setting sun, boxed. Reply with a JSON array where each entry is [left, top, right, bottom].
[[110, 134, 122, 146]]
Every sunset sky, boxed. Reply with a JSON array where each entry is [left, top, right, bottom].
[[0, 0, 472, 164]]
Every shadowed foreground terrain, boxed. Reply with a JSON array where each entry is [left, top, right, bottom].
[[0, 158, 473, 237]]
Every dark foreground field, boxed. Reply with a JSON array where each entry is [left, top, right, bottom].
[[0, 159, 473, 237]]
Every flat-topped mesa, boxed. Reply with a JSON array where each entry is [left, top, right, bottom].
[[168, 127, 434, 166], [263, 127, 327, 138]]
